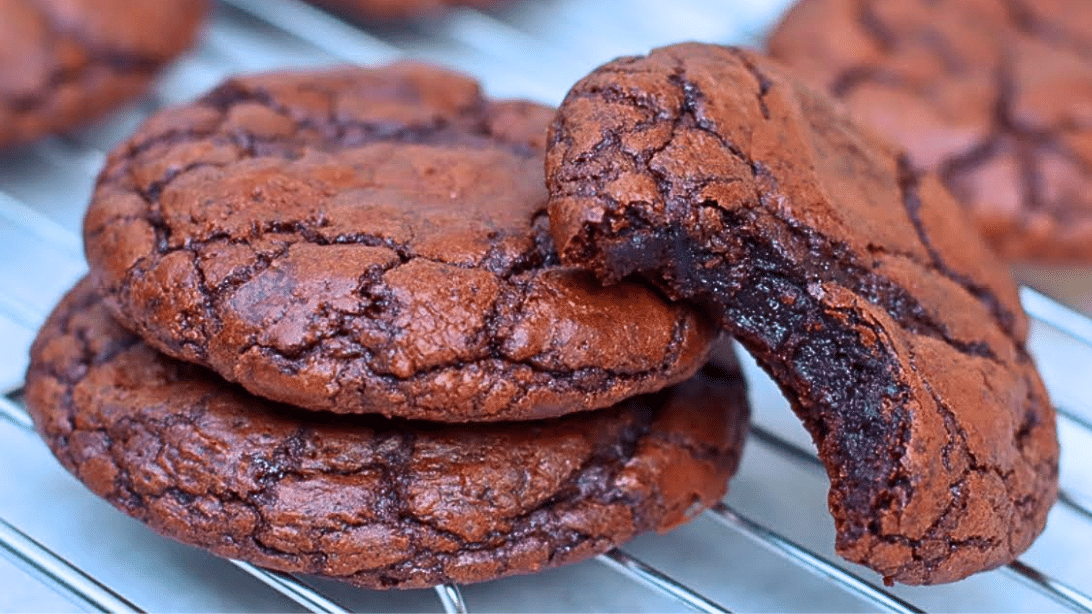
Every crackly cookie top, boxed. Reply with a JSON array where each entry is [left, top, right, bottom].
[[25, 278, 749, 589], [546, 43, 1058, 584], [768, 0, 1092, 261], [0, 0, 207, 147], [84, 63, 716, 421]]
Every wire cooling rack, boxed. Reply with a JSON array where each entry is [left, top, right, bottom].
[[0, 0, 1091, 612]]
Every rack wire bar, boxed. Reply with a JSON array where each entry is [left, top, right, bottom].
[[707, 503, 922, 614], [1058, 407, 1092, 434], [1059, 491, 1092, 524], [594, 549, 731, 613], [1020, 287, 1092, 347], [435, 583, 469, 614], [1004, 561, 1092, 613], [219, 0, 400, 62], [228, 561, 350, 614], [0, 516, 142, 613], [0, 395, 33, 431], [748, 425, 1092, 612]]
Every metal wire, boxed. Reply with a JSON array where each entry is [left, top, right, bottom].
[[595, 549, 730, 613], [1060, 491, 1092, 524], [435, 584, 469, 614], [1058, 406, 1092, 434], [220, 0, 399, 62], [1020, 287, 1092, 347], [707, 503, 922, 614], [0, 516, 142, 613], [0, 395, 33, 431], [1005, 562, 1092, 613], [228, 562, 350, 614]]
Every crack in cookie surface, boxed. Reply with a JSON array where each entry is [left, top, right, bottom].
[[546, 43, 1058, 585]]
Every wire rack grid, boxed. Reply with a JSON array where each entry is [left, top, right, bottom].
[[0, 0, 1090, 612]]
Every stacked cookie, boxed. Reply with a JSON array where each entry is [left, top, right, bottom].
[[25, 43, 1059, 589], [25, 64, 750, 588]]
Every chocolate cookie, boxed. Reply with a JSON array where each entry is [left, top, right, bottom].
[[546, 43, 1058, 585], [0, 0, 207, 148], [307, 0, 502, 22], [768, 0, 1092, 261], [83, 64, 716, 422], [25, 278, 749, 589]]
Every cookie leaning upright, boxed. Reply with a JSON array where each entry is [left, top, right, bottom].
[[0, 0, 208, 147], [546, 43, 1058, 584], [768, 0, 1092, 261], [84, 63, 716, 422]]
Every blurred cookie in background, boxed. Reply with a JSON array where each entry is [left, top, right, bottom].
[[0, 0, 208, 148], [768, 0, 1092, 263]]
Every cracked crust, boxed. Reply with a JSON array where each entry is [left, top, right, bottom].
[[0, 0, 207, 147], [25, 278, 749, 589], [545, 43, 1058, 585], [83, 64, 717, 422], [769, 0, 1092, 261]]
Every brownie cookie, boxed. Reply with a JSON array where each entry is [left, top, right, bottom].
[[307, 0, 502, 22], [26, 278, 749, 589], [546, 44, 1058, 585], [768, 0, 1092, 261], [0, 0, 207, 148], [84, 64, 716, 422]]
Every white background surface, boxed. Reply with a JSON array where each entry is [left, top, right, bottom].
[[0, 0, 1090, 611]]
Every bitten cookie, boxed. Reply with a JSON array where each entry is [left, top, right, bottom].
[[0, 0, 207, 148], [25, 278, 749, 589], [83, 64, 716, 422], [546, 43, 1058, 585], [768, 0, 1092, 261]]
